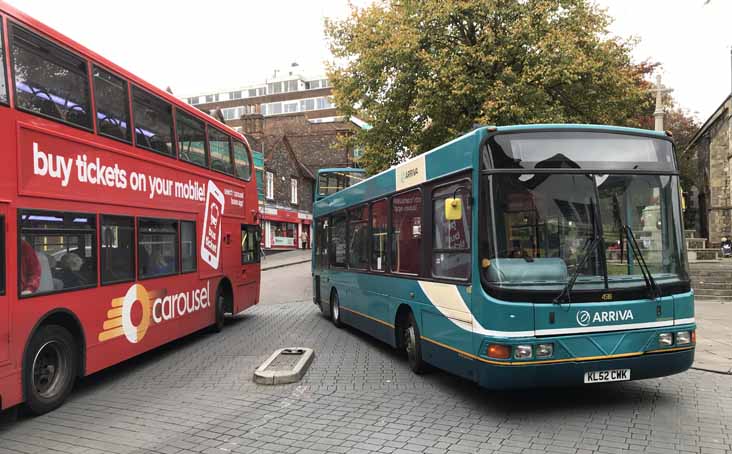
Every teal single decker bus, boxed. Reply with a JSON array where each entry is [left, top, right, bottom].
[[312, 124, 694, 388]]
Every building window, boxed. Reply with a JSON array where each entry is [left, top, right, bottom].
[[19, 210, 97, 296], [290, 177, 298, 204], [181, 221, 196, 273], [309, 80, 320, 90], [222, 107, 238, 121], [330, 214, 347, 267], [300, 99, 315, 111], [348, 206, 369, 270], [391, 190, 422, 275], [284, 102, 298, 113], [93, 66, 131, 143], [208, 127, 234, 175], [101, 215, 134, 285], [11, 24, 91, 129], [370, 199, 388, 271], [176, 110, 207, 167], [266, 171, 274, 199], [205, 93, 219, 103], [268, 102, 282, 115], [268, 82, 282, 94], [188, 97, 199, 105], [241, 225, 261, 263], [138, 218, 178, 278], [432, 183, 471, 280], [248, 88, 257, 97], [229, 90, 242, 100], [132, 85, 174, 156], [271, 221, 297, 247]]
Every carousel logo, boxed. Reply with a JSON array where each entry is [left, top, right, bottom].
[[98, 282, 211, 344]]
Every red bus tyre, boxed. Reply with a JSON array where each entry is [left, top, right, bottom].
[[404, 313, 426, 374], [330, 291, 343, 328], [23, 325, 77, 415], [212, 289, 225, 333]]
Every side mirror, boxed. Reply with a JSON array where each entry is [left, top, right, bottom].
[[445, 198, 463, 221]]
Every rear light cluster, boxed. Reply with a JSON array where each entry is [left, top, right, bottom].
[[487, 343, 554, 360], [658, 330, 695, 347]]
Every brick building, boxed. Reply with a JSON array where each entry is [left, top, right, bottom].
[[184, 65, 365, 249], [686, 94, 732, 246]]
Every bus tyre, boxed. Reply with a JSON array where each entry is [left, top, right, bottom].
[[212, 289, 225, 333], [330, 291, 343, 328], [404, 313, 426, 374], [23, 325, 77, 416]]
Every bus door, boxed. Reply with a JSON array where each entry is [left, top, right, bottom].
[[0, 209, 7, 364], [239, 224, 261, 310]]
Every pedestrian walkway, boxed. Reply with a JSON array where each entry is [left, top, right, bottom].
[[694, 299, 732, 374], [261, 248, 311, 270]]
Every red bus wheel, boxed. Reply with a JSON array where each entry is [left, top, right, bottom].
[[23, 325, 77, 415]]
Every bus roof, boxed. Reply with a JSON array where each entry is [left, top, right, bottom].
[[0, 1, 246, 144], [313, 124, 672, 216]]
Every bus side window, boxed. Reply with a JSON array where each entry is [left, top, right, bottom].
[[138, 218, 178, 278], [93, 66, 131, 143], [208, 127, 234, 175], [132, 86, 175, 157], [370, 199, 388, 272], [315, 219, 328, 269], [101, 215, 135, 285], [330, 214, 347, 268], [0, 21, 8, 105], [432, 182, 472, 280], [348, 206, 368, 270], [391, 190, 422, 275], [181, 221, 196, 272], [19, 210, 97, 296], [10, 24, 91, 129], [232, 140, 252, 180]]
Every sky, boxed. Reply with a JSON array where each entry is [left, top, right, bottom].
[[5, 0, 732, 122]]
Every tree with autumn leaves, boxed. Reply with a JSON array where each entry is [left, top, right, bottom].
[[325, 0, 691, 175]]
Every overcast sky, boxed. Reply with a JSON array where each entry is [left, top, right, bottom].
[[6, 0, 732, 121]]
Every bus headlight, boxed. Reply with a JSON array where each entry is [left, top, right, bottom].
[[658, 333, 673, 346], [514, 345, 532, 360], [536, 343, 554, 358], [676, 331, 691, 345]]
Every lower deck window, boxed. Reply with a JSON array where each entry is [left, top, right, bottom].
[[19, 210, 97, 295], [138, 218, 178, 278]]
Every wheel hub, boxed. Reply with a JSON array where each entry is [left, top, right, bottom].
[[32, 341, 65, 398]]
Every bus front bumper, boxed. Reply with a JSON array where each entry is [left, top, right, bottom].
[[477, 347, 694, 389]]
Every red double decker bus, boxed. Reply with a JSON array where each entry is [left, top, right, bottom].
[[0, 2, 261, 414]]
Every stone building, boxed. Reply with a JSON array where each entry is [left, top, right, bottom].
[[184, 65, 366, 250], [686, 94, 732, 246]]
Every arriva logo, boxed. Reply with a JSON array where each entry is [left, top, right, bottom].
[[576, 309, 634, 327], [98, 281, 211, 343]]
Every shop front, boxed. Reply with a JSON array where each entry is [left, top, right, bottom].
[[261, 206, 312, 250]]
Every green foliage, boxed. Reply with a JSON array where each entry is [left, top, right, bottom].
[[326, 0, 655, 174]]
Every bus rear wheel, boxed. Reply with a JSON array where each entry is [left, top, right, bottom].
[[403, 312, 426, 374], [212, 288, 226, 333], [330, 291, 343, 328], [23, 325, 77, 415]]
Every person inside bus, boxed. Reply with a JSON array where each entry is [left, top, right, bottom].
[[20, 238, 41, 294], [150, 248, 173, 275], [59, 252, 84, 289], [36, 250, 54, 293]]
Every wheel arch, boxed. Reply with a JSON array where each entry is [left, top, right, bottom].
[[22, 308, 87, 399]]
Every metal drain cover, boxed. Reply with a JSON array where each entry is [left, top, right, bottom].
[[254, 347, 314, 385]]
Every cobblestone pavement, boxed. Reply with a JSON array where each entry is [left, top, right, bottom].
[[1, 301, 731, 454]]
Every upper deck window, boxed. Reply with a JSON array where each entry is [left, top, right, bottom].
[[232, 140, 252, 180], [0, 22, 7, 104], [486, 131, 676, 172], [132, 85, 174, 156], [176, 110, 207, 167], [93, 66, 130, 142], [10, 24, 91, 129], [208, 127, 233, 175]]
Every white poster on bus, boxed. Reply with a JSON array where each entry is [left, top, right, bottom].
[[201, 180, 225, 269]]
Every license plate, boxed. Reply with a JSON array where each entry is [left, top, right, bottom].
[[584, 369, 630, 384]]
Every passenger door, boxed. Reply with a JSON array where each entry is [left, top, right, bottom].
[[238, 224, 261, 311], [0, 209, 8, 364]]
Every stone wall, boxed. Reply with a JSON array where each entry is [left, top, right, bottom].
[[264, 137, 314, 214]]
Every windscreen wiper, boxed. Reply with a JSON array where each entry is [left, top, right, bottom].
[[553, 236, 601, 304], [623, 225, 661, 301]]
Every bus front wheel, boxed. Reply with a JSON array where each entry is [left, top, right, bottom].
[[23, 325, 77, 415], [330, 291, 343, 328], [404, 313, 426, 374]]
